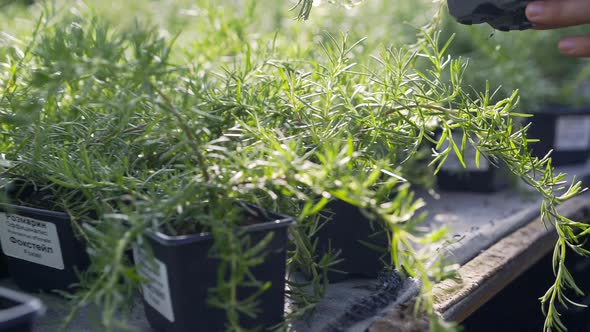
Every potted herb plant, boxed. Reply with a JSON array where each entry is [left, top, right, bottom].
[[133, 197, 294, 332], [0, 10, 302, 331], [0, 13, 183, 293], [0, 1, 587, 332], [58, 76, 303, 331], [296, 3, 590, 329]]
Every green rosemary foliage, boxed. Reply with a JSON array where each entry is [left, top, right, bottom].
[[296, 3, 590, 330], [0, 1, 589, 331], [294, 0, 364, 20]]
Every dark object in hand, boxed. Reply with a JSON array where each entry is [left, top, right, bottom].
[[447, 0, 532, 31]]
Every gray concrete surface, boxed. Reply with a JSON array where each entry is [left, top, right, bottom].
[[288, 190, 542, 332]]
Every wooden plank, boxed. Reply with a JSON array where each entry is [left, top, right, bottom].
[[369, 194, 590, 330], [435, 195, 590, 322]]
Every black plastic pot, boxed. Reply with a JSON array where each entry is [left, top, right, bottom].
[[0, 204, 90, 292], [313, 200, 390, 283], [136, 205, 294, 332], [0, 256, 8, 279], [436, 167, 509, 192], [526, 106, 590, 166], [0, 287, 45, 332], [434, 131, 509, 192]]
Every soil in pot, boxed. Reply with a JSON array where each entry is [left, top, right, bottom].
[[134, 205, 294, 332], [526, 105, 590, 166], [0, 287, 45, 332], [0, 203, 90, 293], [312, 199, 390, 283]]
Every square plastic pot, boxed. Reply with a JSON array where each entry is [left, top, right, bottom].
[[0, 287, 45, 332], [436, 167, 510, 192], [0, 204, 90, 292], [135, 205, 294, 332], [0, 256, 9, 279], [312, 200, 390, 283], [526, 106, 590, 166], [434, 130, 509, 192]]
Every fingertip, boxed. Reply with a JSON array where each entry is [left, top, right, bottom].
[[558, 39, 577, 56], [557, 37, 590, 57], [526, 1, 546, 22]]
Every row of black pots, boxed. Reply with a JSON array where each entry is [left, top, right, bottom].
[[437, 105, 590, 193], [0, 201, 297, 331], [0, 196, 391, 331]]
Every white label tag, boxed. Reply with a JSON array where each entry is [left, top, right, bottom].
[[0, 212, 64, 270], [554, 116, 590, 151], [439, 133, 489, 172], [133, 245, 175, 322]]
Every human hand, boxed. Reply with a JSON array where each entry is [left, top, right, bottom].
[[526, 0, 590, 57]]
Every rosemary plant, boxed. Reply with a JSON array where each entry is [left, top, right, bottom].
[[0, 1, 588, 331], [295, 1, 590, 331]]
